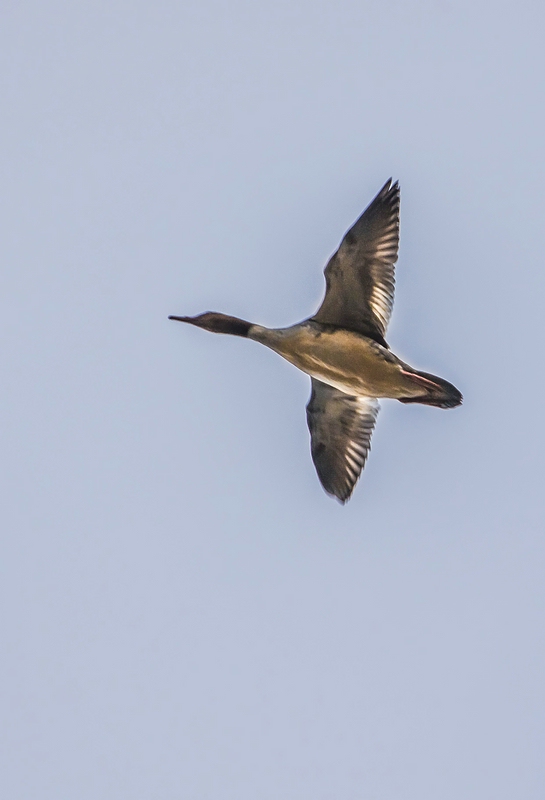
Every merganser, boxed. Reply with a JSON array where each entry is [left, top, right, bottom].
[[170, 180, 462, 502]]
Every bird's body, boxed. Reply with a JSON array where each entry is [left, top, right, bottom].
[[249, 322, 430, 401], [170, 180, 462, 502]]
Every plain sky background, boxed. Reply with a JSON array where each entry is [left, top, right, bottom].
[[2, 1, 545, 798]]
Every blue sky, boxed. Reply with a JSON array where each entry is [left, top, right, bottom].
[[2, 2, 544, 798]]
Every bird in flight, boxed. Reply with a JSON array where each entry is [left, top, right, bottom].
[[170, 180, 462, 503]]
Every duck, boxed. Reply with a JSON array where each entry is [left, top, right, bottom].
[[169, 179, 462, 503]]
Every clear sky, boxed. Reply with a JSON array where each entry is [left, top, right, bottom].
[[2, 1, 544, 798]]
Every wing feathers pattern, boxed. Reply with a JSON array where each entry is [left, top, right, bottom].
[[312, 179, 400, 342], [306, 379, 380, 503]]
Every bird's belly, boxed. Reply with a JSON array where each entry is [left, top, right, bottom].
[[288, 347, 395, 396], [253, 325, 418, 398]]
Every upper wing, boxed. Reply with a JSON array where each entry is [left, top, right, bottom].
[[312, 179, 400, 344], [306, 379, 380, 503]]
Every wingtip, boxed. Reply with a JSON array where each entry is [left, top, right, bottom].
[[379, 177, 400, 201], [380, 178, 393, 193], [325, 487, 351, 504]]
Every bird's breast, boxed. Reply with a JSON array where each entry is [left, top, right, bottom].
[[249, 323, 415, 398]]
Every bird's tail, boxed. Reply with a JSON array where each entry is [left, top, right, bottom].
[[398, 368, 462, 409]]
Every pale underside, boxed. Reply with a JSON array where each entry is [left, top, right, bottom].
[[249, 323, 420, 401]]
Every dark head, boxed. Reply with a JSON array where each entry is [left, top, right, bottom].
[[168, 312, 252, 337]]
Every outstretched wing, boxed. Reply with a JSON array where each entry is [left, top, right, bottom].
[[306, 379, 380, 503], [312, 179, 400, 344]]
